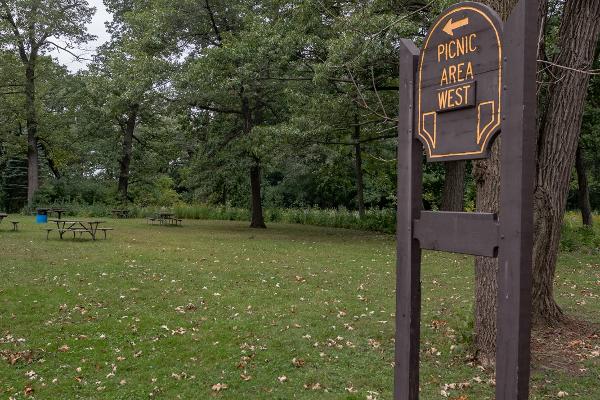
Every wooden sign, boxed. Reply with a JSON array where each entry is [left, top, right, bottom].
[[417, 2, 503, 161], [396, 1, 538, 399]]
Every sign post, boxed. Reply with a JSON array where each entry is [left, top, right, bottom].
[[395, 1, 538, 399]]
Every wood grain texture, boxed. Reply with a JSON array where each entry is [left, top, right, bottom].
[[395, 39, 422, 400], [414, 211, 499, 256]]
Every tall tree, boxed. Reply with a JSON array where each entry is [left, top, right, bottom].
[[170, 0, 325, 228], [575, 145, 593, 227], [352, 112, 366, 218], [87, 0, 175, 203], [473, 0, 518, 365], [441, 161, 465, 211], [0, 0, 94, 205], [532, 0, 600, 322], [474, 0, 600, 364], [85, 40, 172, 203]]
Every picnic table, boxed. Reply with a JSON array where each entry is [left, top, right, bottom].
[[37, 208, 67, 219], [0, 213, 19, 231], [147, 212, 182, 226], [111, 209, 130, 219], [46, 219, 113, 240], [49, 208, 66, 219]]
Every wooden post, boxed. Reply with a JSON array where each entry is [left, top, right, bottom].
[[395, 39, 422, 400], [395, 2, 536, 397], [496, 0, 537, 398]]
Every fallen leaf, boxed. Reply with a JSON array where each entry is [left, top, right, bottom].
[[292, 357, 305, 368], [211, 383, 228, 391], [240, 373, 252, 381]]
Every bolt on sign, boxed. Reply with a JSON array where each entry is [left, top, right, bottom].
[[396, 1, 538, 400], [417, 2, 502, 161]]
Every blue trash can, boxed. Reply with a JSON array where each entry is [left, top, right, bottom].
[[36, 209, 48, 224]]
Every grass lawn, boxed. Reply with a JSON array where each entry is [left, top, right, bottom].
[[0, 217, 598, 399]]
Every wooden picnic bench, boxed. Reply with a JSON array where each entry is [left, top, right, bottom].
[[0, 214, 19, 231], [46, 220, 114, 240], [111, 209, 130, 219], [37, 208, 67, 219], [148, 212, 182, 226], [98, 227, 114, 239]]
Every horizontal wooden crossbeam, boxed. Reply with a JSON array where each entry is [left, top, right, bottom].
[[413, 211, 500, 257]]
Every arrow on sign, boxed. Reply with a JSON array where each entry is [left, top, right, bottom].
[[443, 17, 469, 36]]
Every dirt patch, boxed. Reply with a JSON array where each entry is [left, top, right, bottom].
[[531, 318, 600, 375]]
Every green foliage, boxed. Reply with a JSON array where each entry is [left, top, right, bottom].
[[560, 212, 600, 253], [131, 175, 182, 207], [575, 42, 600, 211], [167, 204, 397, 233], [0, 0, 597, 234], [32, 178, 116, 207], [174, 204, 250, 221]]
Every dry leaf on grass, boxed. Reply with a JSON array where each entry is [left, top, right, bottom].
[[211, 383, 228, 392]]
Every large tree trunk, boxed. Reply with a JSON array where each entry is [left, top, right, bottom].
[[39, 140, 61, 179], [473, 142, 501, 366], [481, 0, 519, 17], [353, 114, 365, 218], [533, 0, 600, 324], [473, 0, 518, 366], [441, 161, 466, 211], [241, 93, 266, 229], [117, 105, 139, 203], [575, 146, 593, 227], [25, 62, 39, 206], [474, 0, 600, 364], [249, 160, 266, 228]]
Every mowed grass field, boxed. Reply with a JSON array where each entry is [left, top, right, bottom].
[[0, 217, 598, 399]]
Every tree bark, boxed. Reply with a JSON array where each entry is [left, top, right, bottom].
[[532, 0, 600, 324], [353, 113, 365, 218], [249, 160, 266, 228], [25, 62, 39, 206], [473, 141, 501, 367], [575, 145, 593, 227], [39, 140, 61, 179], [473, 0, 600, 364], [480, 0, 519, 17], [441, 161, 466, 211], [117, 104, 139, 203], [241, 93, 266, 229], [472, 0, 517, 366]]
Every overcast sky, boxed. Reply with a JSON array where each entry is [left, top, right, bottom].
[[52, 0, 112, 72]]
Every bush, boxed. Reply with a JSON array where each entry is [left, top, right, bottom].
[[560, 212, 600, 253], [168, 204, 396, 233]]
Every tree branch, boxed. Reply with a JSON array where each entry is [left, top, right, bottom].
[[538, 59, 600, 75], [314, 131, 397, 146], [0, 90, 23, 96], [191, 103, 242, 115], [45, 41, 93, 62], [0, 2, 28, 62], [204, 0, 222, 45]]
